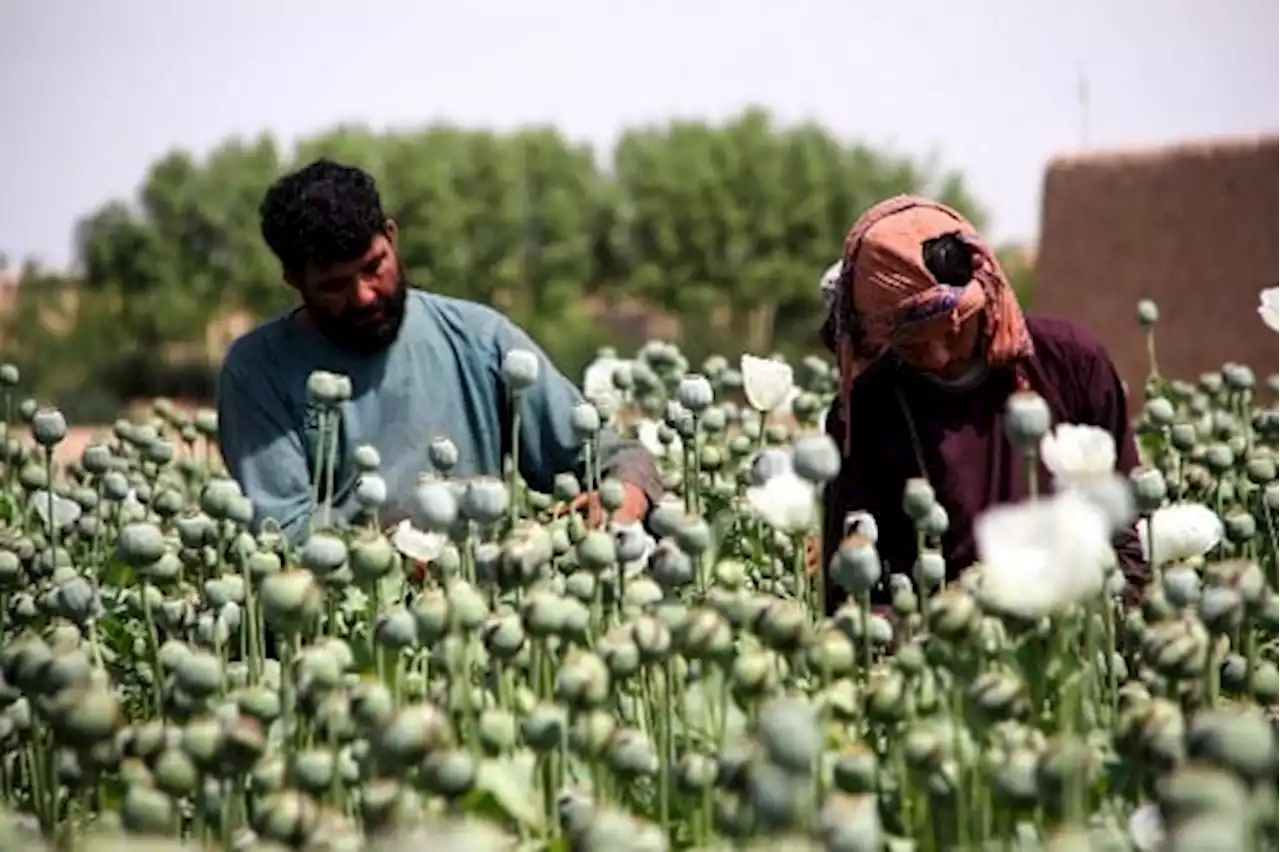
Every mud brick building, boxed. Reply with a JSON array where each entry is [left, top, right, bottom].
[[1033, 135, 1278, 409]]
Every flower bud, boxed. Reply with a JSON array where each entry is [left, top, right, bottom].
[[300, 531, 348, 576], [461, 478, 509, 525], [757, 696, 820, 775], [31, 408, 68, 448], [830, 539, 881, 596], [116, 522, 167, 567], [902, 478, 936, 521], [677, 375, 714, 413], [501, 349, 540, 392], [259, 570, 324, 634], [1005, 391, 1051, 448], [791, 434, 841, 485]]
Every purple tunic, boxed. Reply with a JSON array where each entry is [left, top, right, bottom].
[[821, 315, 1147, 611]]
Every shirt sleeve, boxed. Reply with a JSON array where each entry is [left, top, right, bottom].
[[491, 318, 661, 507], [215, 360, 316, 545], [1076, 337, 1149, 603]]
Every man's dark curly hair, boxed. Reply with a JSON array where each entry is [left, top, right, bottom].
[[259, 159, 388, 277]]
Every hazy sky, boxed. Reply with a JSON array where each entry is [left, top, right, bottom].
[[1, 0, 1276, 272]]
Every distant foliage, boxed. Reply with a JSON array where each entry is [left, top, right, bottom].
[[2, 108, 993, 413]]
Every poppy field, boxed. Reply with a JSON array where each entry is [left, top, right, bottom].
[[0, 295, 1276, 852]]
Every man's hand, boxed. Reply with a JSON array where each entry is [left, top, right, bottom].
[[556, 482, 650, 527]]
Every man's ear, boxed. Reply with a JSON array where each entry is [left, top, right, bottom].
[[283, 270, 303, 292], [384, 218, 399, 249]]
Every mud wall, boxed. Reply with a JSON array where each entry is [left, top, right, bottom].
[[1033, 135, 1278, 408]]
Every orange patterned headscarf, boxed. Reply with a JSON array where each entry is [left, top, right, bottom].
[[825, 195, 1033, 452]]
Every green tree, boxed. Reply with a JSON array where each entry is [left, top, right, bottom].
[[8, 107, 987, 410]]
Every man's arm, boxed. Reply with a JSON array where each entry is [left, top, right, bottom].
[[492, 319, 661, 519], [216, 361, 319, 544]]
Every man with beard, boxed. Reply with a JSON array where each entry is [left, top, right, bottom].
[[216, 159, 660, 543]]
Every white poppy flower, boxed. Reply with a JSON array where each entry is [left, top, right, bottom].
[[741, 354, 795, 414], [745, 470, 817, 533], [1259, 286, 1279, 333], [582, 356, 626, 411], [1128, 803, 1165, 851], [1136, 503, 1223, 567], [392, 519, 446, 564], [1039, 423, 1116, 489], [30, 489, 82, 533], [974, 491, 1113, 618]]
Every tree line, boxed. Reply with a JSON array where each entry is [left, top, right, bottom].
[[1, 107, 1033, 422]]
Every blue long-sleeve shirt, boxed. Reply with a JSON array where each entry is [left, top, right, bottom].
[[215, 290, 660, 543]]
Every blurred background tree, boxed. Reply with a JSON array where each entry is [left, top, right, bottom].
[[0, 107, 1018, 421]]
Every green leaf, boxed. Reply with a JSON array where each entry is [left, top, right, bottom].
[[463, 753, 544, 833]]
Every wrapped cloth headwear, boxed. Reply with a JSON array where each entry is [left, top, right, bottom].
[[822, 195, 1034, 453]]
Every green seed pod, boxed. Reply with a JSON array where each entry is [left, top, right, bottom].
[[349, 530, 397, 584], [237, 686, 281, 724], [1156, 763, 1250, 825], [43, 648, 92, 695], [631, 614, 672, 663], [115, 522, 167, 567], [1198, 587, 1244, 633], [1251, 663, 1280, 704], [598, 629, 642, 680], [174, 649, 223, 699], [990, 747, 1041, 810], [374, 608, 419, 651], [259, 570, 324, 634], [568, 530, 613, 576], [521, 702, 567, 752], [421, 748, 478, 798], [564, 569, 597, 603], [969, 669, 1030, 722], [517, 589, 562, 638], [603, 727, 658, 778], [125, 719, 169, 761], [446, 580, 488, 632], [568, 710, 618, 763], [152, 747, 199, 797], [756, 696, 820, 775], [291, 747, 335, 796], [1222, 511, 1256, 544], [677, 607, 734, 664], [412, 587, 451, 644], [181, 716, 224, 771], [622, 576, 664, 612], [252, 789, 319, 846], [482, 613, 526, 660], [817, 791, 882, 852], [831, 743, 879, 794], [51, 684, 121, 747], [555, 651, 612, 710], [371, 702, 454, 766], [866, 670, 907, 724], [711, 558, 747, 590], [300, 531, 348, 577], [928, 588, 980, 641], [730, 649, 780, 702], [121, 784, 176, 835], [806, 627, 855, 677], [223, 716, 266, 773], [755, 600, 810, 652], [477, 708, 517, 755], [1186, 706, 1278, 784], [349, 680, 394, 732], [557, 598, 592, 644]]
